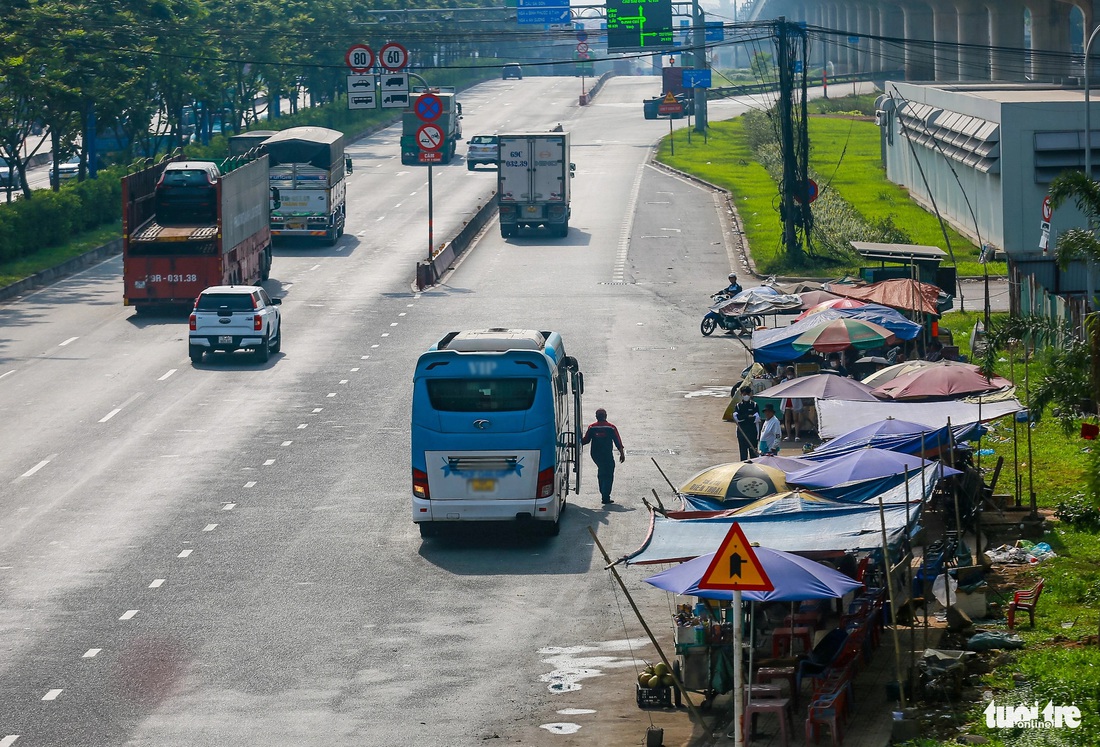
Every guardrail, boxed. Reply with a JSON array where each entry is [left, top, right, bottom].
[[708, 69, 904, 100]]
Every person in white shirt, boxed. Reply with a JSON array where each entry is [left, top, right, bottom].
[[758, 404, 783, 455]]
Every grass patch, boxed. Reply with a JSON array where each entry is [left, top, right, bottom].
[[0, 221, 121, 288], [658, 94, 1008, 278]]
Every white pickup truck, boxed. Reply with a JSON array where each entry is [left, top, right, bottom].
[[188, 285, 282, 364]]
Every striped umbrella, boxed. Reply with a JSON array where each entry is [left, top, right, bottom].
[[791, 318, 898, 354]]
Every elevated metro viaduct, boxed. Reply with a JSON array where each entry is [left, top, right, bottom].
[[746, 0, 1099, 83]]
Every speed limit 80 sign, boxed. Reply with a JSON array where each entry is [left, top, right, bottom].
[[379, 42, 409, 72], [345, 44, 374, 73]]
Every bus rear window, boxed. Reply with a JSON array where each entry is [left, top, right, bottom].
[[426, 378, 537, 412]]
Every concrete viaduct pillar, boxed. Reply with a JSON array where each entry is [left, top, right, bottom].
[[1028, 0, 1072, 81], [989, 1, 1027, 82], [958, 0, 991, 80], [903, 2, 937, 80], [932, 3, 960, 80], [880, 2, 907, 75]]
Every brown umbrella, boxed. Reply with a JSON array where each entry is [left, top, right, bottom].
[[828, 278, 942, 315], [798, 289, 843, 309], [872, 362, 1013, 400]]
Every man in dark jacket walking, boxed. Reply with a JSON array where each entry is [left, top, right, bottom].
[[582, 408, 625, 505], [732, 385, 761, 461]]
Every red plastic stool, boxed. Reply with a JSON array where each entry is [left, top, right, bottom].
[[771, 626, 814, 657], [744, 697, 792, 746]]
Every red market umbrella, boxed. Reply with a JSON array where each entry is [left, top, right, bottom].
[[872, 362, 1013, 400], [794, 298, 868, 321], [791, 318, 898, 354]]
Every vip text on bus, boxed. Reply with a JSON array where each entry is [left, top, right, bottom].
[[411, 329, 584, 538]]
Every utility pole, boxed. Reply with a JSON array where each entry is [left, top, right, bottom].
[[691, 0, 708, 134], [776, 18, 803, 263]]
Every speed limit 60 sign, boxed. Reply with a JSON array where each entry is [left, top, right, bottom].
[[379, 42, 409, 72], [345, 44, 374, 73]]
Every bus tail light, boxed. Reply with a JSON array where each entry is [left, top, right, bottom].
[[413, 468, 430, 499], [536, 467, 555, 499]]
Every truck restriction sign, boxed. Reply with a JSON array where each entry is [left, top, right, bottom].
[[345, 44, 374, 73], [414, 93, 443, 122], [576, 42, 589, 54], [416, 123, 444, 151], [1041, 195, 1053, 222], [379, 42, 409, 72]]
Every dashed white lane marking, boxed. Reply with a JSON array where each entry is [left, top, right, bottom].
[[203, 524, 217, 532], [375, 216, 385, 221], [394, 202, 403, 208], [370, 344, 379, 349], [360, 355, 369, 360], [281, 440, 292, 447], [309, 264, 321, 271], [158, 369, 177, 381], [339, 380, 348, 385], [149, 579, 165, 588], [19, 456, 55, 479], [58, 337, 79, 347], [178, 549, 193, 558], [100, 392, 143, 423], [381, 333, 390, 337], [297, 423, 308, 429], [223, 504, 235, 511], [42, 689, 63, 701], [327, 392, 336, 398], [119, 610, 138, 620], [1, 735, 19, 746], [263, 459, 275, 465], [389, 322, 398, 327], [83, 649, 101, 658], [244, 481, 257, 488], [407, 303, 415, 306], [351, 367, 360, 372], [0, 370, 15, 380], [399, 312, 407, 317], [313, 407, 324, 413]]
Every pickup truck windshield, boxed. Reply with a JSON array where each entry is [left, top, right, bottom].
[[196, 293, 254, 312]]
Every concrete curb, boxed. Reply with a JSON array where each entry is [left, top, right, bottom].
[[0, 238, 122, 304], [417, 194, 498, 289]]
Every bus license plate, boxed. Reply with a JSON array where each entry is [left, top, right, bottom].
[[470, 478, 496, 492], [218, 335, 233, 344]]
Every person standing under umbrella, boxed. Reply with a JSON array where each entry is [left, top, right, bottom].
[[582, 408, 626, 505], [732, 386, 761, 460]]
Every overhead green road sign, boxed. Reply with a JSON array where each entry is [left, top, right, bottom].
[[606, 0, 673, 51]]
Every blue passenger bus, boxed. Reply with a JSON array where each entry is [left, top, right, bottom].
[[411, 329, 583, 537]]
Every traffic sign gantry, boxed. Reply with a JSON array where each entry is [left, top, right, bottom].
[[697, 523, 774, 591], [379, 42, 409, 72], [414, 93, 443, 122], [345, 44, 374, 73], [416, 123, 444, 152]]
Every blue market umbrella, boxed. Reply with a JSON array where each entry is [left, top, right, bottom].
[[643, 546, 864, 602], [786, 446, 959, 488]]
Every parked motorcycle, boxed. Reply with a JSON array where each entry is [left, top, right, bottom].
[[700, 293, 763, 336]]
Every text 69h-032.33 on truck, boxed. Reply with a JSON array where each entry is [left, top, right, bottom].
[[497, 132, 574, 238], [263, 126, 348, 245], [122, 154, 273, 310]]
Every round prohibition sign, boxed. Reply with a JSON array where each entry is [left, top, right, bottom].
[[379, 42, 409, 72], [415, 93, 443, 122], [576, 42, 589, 54], [1041, 195, 1053, 222], [345, 44, 374, 73], [416, 123, 444, 151]]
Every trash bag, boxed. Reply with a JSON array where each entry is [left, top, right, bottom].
[[932, 574, 958, 607], [967, 631, 1025, 651]]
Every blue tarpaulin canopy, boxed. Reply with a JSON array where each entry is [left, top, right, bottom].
[[787, 448, 958, 488], [626, 501, 920, 564], [750, 305, 922, 364], [806, 419, 983, 460]]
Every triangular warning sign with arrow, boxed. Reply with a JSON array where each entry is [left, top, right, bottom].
[[662, 91, 678, 104], [697, 523, 774, 591]]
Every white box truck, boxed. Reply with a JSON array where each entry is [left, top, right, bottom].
[[496, 132, 573, 238]]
